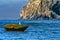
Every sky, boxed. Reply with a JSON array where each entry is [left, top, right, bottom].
[[0, 0, 28, 20]]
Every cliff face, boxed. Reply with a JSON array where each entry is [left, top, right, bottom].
[[20, 0, 60, 20]]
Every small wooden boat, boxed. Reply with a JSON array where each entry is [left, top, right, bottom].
[[4, 24, 28, 31]]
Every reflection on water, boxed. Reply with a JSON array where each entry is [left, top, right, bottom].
[[0, 20, 60, 40]]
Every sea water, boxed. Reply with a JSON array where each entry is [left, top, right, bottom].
[[0, 0, 60, 40], [0, 20, 60, 40]]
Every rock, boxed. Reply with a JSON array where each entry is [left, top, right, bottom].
[[20, 0, 60, 20]]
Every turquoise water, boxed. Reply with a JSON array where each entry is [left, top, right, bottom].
[[0, 20, 60, 40]]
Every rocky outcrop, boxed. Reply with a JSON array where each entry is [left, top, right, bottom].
[[20, 0, 60, 20]]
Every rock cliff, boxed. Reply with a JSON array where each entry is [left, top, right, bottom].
[[20, 0, 60, 20]]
